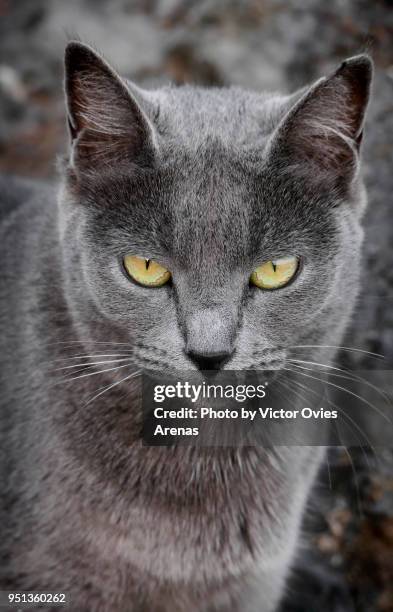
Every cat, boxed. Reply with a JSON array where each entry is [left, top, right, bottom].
[[0, 42, 372, 611]]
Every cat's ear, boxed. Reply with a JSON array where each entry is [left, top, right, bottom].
[[64, 41, 156, 173], [269, 55, 373, 192]]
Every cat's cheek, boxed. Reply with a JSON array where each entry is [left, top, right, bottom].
[[243, 270, 338, 346], [75, 256, 168, 324]]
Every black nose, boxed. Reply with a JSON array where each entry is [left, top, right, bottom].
[[187, 350, 232, 371]]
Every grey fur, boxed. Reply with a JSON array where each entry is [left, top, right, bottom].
[[0, 43, 372, 611]]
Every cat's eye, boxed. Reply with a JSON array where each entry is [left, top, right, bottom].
[[250, 256, 299, 290], [123, 255, 171, 287]]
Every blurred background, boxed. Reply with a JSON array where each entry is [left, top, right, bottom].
[[0, 1, 392, 610]]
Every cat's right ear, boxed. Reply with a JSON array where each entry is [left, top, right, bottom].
[[268, 55, 373, 195], [64, 41, 156, 174]]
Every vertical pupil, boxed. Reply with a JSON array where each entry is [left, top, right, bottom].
[[145, 259, 151, 270]]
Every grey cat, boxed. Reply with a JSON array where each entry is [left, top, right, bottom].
[[0, 42, 372, 611]]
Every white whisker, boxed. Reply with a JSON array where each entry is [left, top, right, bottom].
[[288, 344, 385, 359], [83, 370, 141, 407], [276, 377, 307, 409], [284, 364, 391, 424], [54, 357, 134, 371], [288, 377, 374, 466], [47, 340, 133, 346], [288, 358, 391, 405], [52, 353, 134, 362], [58, 361, 134, 383], [326, 452, 332, 490], [342, 447, 363, 517]]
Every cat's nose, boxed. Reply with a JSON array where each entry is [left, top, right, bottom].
[[183, 308, 237, 368], [186, 350, 232, 371]]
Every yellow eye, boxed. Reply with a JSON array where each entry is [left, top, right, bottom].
[[250, 256, 299, 290], [123, 255, 171, 287]]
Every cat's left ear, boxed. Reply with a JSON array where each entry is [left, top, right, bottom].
[[269, 55, 373, 192], [64, 41, 156, 173]]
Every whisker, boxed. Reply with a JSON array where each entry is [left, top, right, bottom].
[[288, 358, 392, 405], [276, 377, 308, 410], [269, 379, 294, 410], [326, 451, 332, 490], [288, 377, 374, 467], [51, 353, 134, 362], [83, 369, 141, 407], [57, 361, 135, 384], [288, 344, 385, 359], [53, 357, 134, 371], [284, 364, 391, 424], [342, 447, 364, 518], [47, 340, 133, 347]]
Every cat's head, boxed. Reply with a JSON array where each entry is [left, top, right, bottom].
[[59, 42, 372, 372]]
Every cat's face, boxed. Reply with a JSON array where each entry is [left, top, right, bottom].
[[60, 43, 372, 373]]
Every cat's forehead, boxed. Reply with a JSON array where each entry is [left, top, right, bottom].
[[145, 86, 291, 146], [157, 157, 323, 269]]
